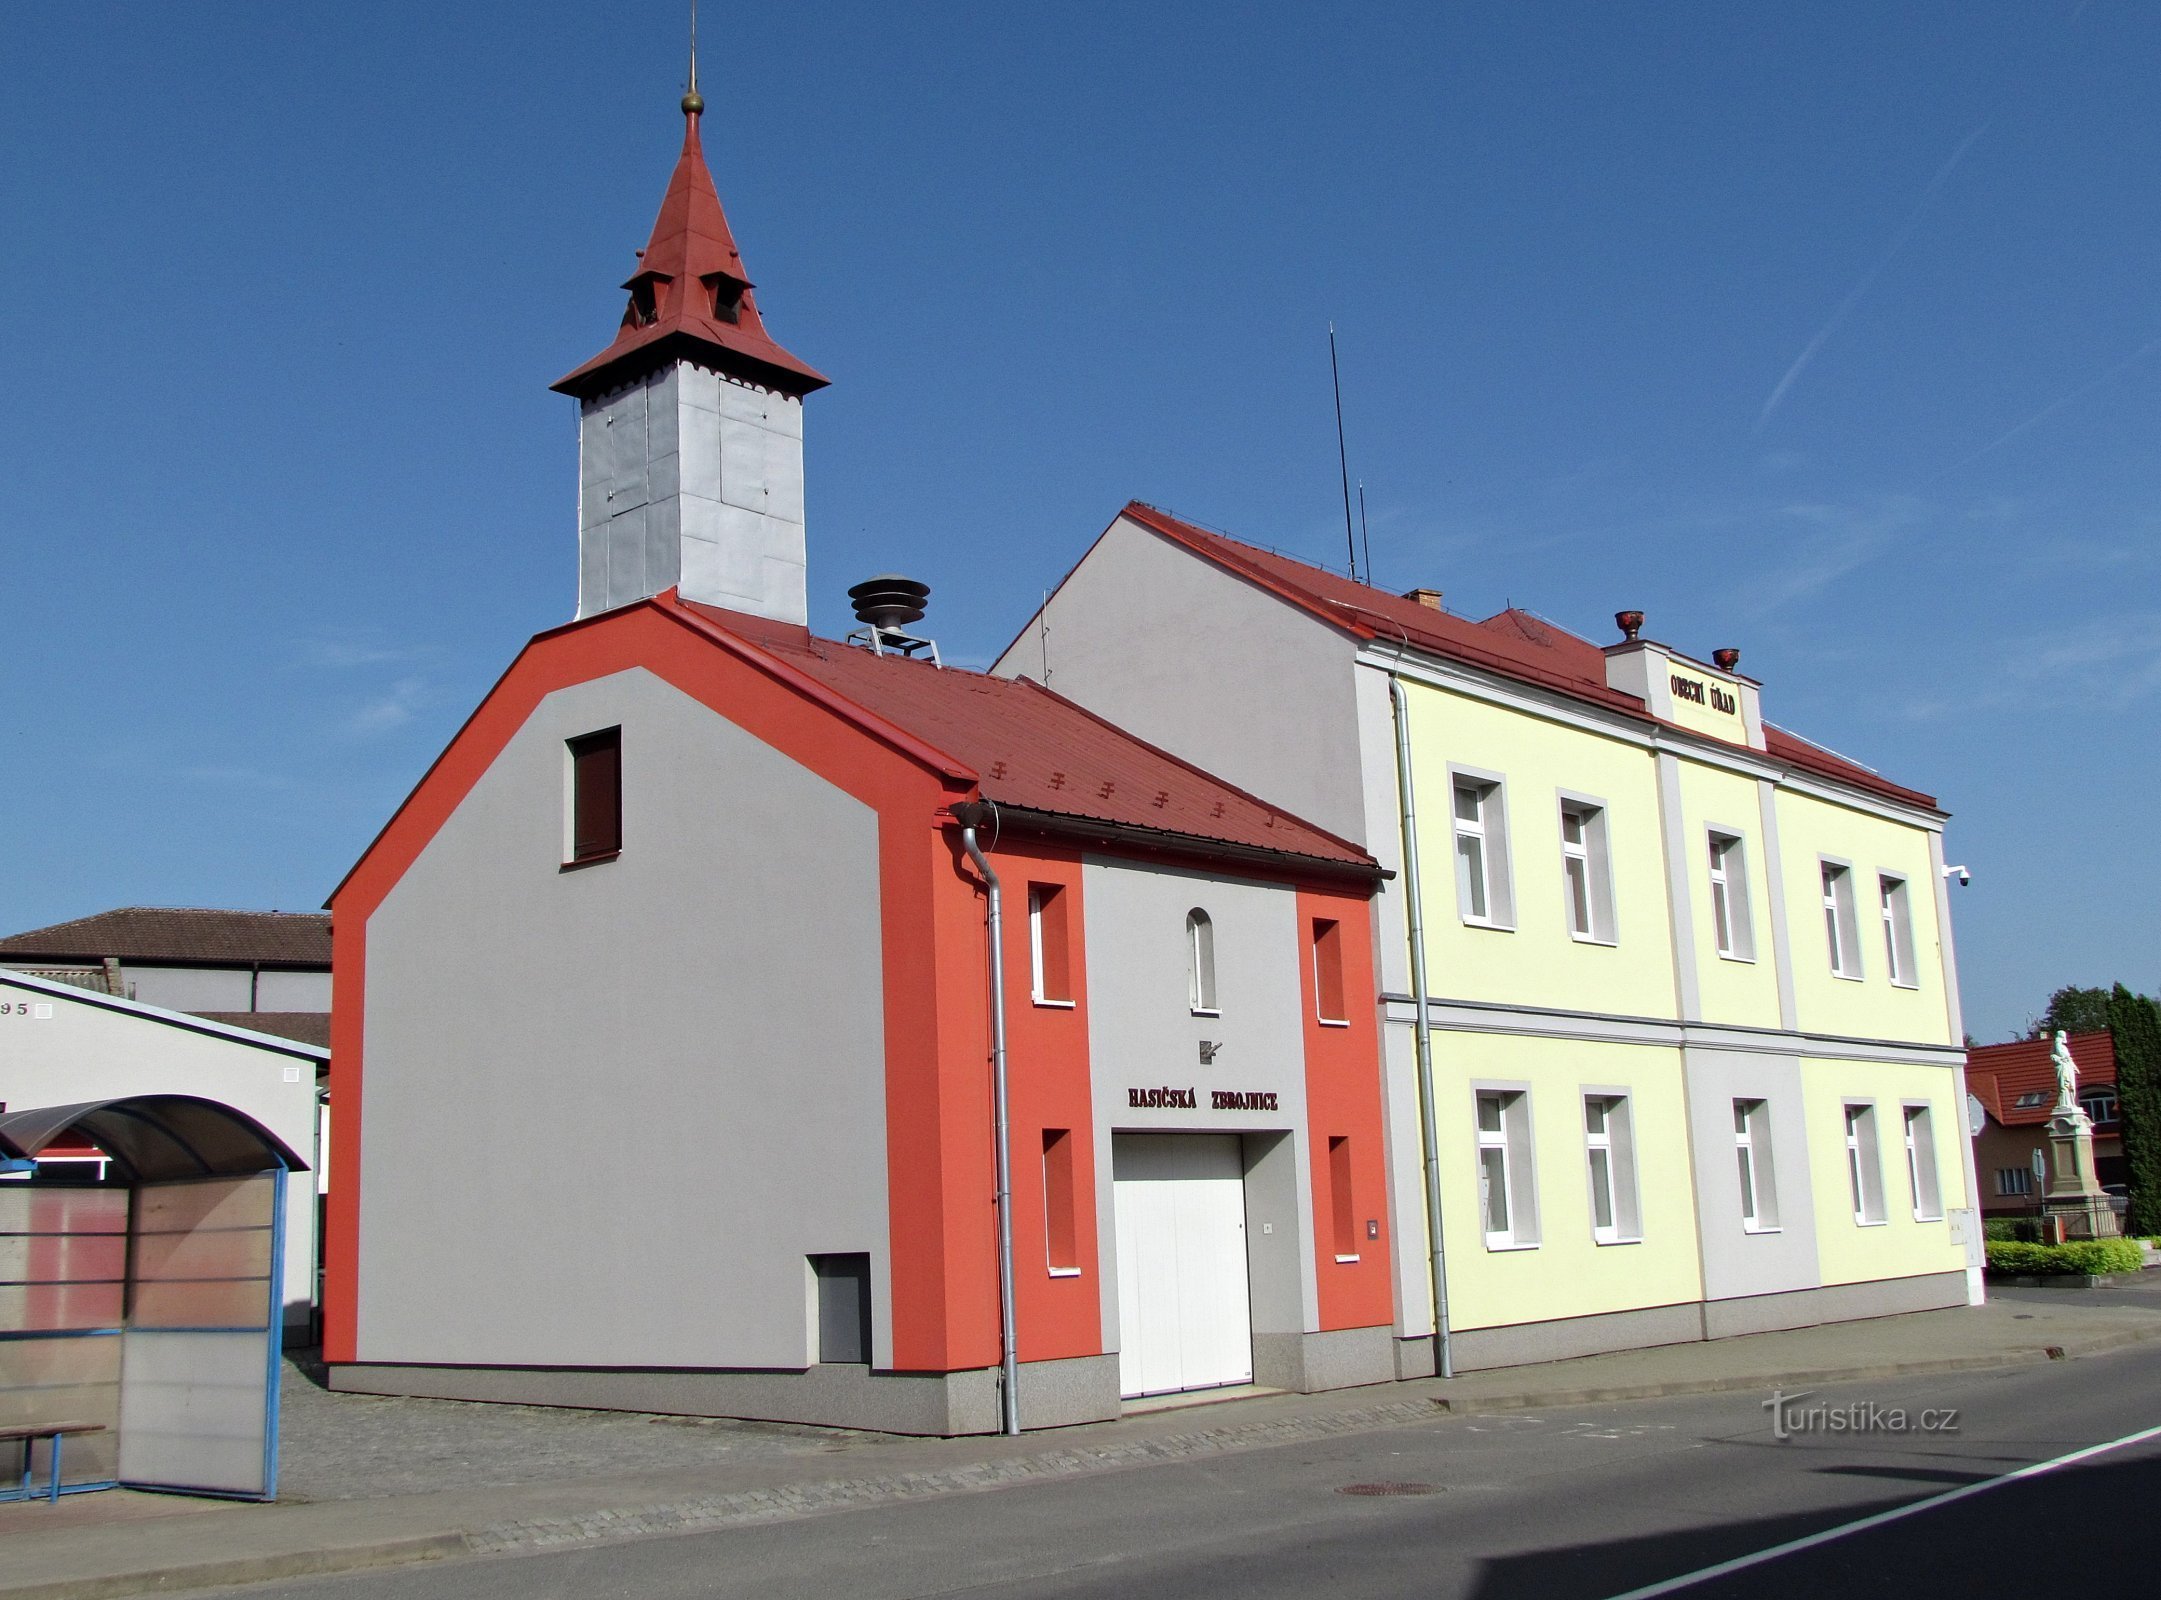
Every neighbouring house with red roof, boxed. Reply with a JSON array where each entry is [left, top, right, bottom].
[[1965, 1032, 2122, 1215], [323, 91, 1397, 1432]]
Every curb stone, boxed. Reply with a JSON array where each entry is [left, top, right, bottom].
[[12, 1324, 2161, 1600]]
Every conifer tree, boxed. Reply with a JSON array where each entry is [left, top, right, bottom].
[[2109, 983, 2161, 1238]]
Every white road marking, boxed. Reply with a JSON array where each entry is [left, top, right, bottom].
[[1601, 1419, 2161, 1600]]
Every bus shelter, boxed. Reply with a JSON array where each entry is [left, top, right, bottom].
[[0, 1094, 304, 1501]]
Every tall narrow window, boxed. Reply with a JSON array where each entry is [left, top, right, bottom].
[[1475, 1090, 1539, 1247], [566, 727, 622, 863], [1186, 909, 1217, 1014], [1311, 918, 1346, 1024], [1042, 1129, 1079, 1273], [1707, 830, 1755, 961], [1845, 1103, 1886, 1224], [1822, 862, 1862, 979], [1582, 1094, 1640, 1243], [1734, 1098, 1779, 1232], [1453, 775, 1513, 927], [1328, 1136, 1358, 1261], [809, 1254, 872, 1364], [1879, 874, 1917, 988], [1903, 1105, 1942, 1221], [1030, 884, 1073, 1005], [1558, 799, 1616, 943], [1477, 1093, 1511, 1244]]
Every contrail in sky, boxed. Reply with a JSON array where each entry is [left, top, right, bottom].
[[1944, 332, 2161, 473], [1756, 122, 1990, 431]]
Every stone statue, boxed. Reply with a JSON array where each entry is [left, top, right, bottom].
[[2052, 1030, 2080, 1110]]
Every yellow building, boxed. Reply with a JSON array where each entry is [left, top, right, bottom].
[[997, 502, 1980, 1375]]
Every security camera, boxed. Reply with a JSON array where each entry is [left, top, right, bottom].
[[1942, 864, 1971, 887]]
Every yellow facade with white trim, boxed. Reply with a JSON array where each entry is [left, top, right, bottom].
[[1799, 1056, 1970, 1287]]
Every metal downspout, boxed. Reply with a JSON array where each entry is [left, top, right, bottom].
[[959, 815, 1023, 1435], [1390, 673, 1453, 1378]]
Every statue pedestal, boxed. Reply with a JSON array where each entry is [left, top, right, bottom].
[[2041, 1105, 2121, 1240]]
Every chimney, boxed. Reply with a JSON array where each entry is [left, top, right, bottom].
[[1402, 587, 1445, 611]]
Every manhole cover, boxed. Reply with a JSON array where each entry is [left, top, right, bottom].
[[1337, 1481, 1441, 1497]]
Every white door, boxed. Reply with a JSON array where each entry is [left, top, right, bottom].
[[1112, 1134, 1254, 1398]]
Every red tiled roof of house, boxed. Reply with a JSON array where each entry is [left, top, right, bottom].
[[1966, 1031, 2116, 1127], [1114, 501, 1938, 811], [0, 908, 331, 968], [673, 598, 1375, 875]]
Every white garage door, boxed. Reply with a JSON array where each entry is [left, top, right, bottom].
[[1112, 1133, 1253, 1399]]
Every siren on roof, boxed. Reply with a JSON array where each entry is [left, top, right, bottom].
[[846, 575, 940, 665]]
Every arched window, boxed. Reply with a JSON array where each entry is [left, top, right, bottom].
[[1187, 909, 1217, 1014]]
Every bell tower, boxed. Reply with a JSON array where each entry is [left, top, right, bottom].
[[552, 70, 827, 623]]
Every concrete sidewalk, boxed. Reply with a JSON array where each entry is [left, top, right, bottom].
[[6, 1293, 2159, 1600]]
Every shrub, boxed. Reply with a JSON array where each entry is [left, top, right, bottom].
[[2112, 986, 2161, 1237], [1984, 1218, 2046, 1243], [1985, 1238, 2144, 1277]]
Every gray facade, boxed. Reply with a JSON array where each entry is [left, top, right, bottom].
[[353, 667, 890, 1373], [997, 516, 1367, 847]]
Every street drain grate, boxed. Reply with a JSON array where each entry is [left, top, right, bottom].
[[1337, 1481, 1442, 1496]]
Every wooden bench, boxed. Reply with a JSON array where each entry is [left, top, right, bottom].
[[0, 1422, 106, 1504]]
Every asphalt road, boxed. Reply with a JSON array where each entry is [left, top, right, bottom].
[[191, 1340, 2161, 1600]]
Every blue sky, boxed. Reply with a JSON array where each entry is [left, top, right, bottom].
[[2, 2, 2153, 1041]]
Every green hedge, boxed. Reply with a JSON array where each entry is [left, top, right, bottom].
[[1985, 1218, 2047, 1243], [1986, 1238, 2144, 1277]]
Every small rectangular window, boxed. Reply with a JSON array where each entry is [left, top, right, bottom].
[[1328, 1135, 1358, 1261], [1475, 1089, 1539, 1248], [1452, 774, 1514, 928], [1312, 918, 1347, 1024], [1187, 909, 1217, 1014], [1734, 1098, 1780, 1232], [1582, 1093, 1641, 1243], [1030, 884, 1073, 1005], [1707, 830, 1755, 962], [1558, 798, 1616, 944], [1880, 874, 1918, 988], [1996, 1166, 2033, 1198], [1822, 861, 1862, 979], [566, 727, 622, 863], [1042, 1129, 1078, 1274], [1845, 1102, 1886, 1224], [809, 1253, 872, 1364], [1903, 1104, 1942, 1221]]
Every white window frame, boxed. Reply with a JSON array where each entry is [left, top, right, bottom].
[[1879, 872, 1918, 989], [1844, 1101, 1887, 1225], [1474, 1085, 1539, 1249], [2080, 1086, 2119, 1125], [1027, 885, 1074, 1009], [1734, 1097, 1780, 1233], [1186, 908, 1218, 1016], [1581, 1090, 1641, 1244], [1903, 1102, 1943, 1221], [1557, 792, 1618, 946], [1706, 827, 1756, 963], [1821, 858, 1863, 980], [1450, 768, 1516, 930]]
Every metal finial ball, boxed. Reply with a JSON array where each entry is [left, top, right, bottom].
[[681, 91, 705, 115]]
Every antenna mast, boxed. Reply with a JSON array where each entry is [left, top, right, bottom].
[[1329, 323, 1357, 581], [1357, 480, 1373, 590]]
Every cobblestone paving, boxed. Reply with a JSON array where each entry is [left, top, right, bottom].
[[276, 1355, 878, 1503]]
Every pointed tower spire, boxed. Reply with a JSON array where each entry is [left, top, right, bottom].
[[554, 77, 827, 624]]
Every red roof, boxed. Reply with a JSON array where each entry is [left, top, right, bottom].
[[1111, 502, 1938, 811], [670, 597, 1375, 876], [553, 105, 826, 400], [1966, 1032, 2117, 1127]]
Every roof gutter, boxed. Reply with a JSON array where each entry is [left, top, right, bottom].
[[949, 800, 1022, 1436], [976, 806, 1386, 887]]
